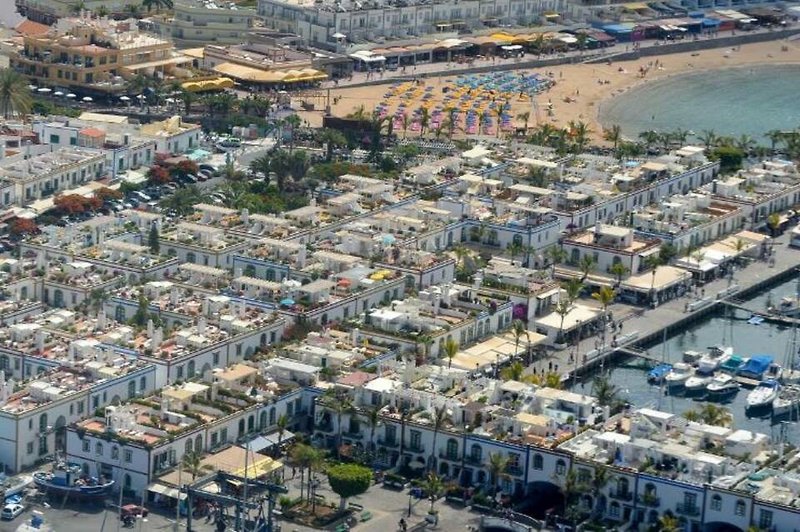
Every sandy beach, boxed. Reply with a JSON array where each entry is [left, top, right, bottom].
[[308, 39, 800, 141]]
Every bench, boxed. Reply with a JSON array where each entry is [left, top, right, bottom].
[[335, 524, 349, 532], [360, 511, 373, 522], [347, 502, 364, 511]]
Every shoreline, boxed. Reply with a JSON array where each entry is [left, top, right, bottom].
[[320, 39, 800, 141]]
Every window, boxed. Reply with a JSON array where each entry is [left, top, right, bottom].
[[49, 134, 60, 144], [221, 428, 228, 442], [609, 502, 620, 518], [758, 509, 772, 529], [555, 459, 566, 475], [735, 500, 746, 516], [445, 439, 458, 459], [185, 439, 193, 455], [124, 450, 132, 463], [711, 494, 722, 511], [140, 377, 146, 392], [82, 440, 90, 453], [533, 454, 543, 470], [410, 430, 422, 451], [577, 468, 591, 485], [96, 442, 103, 456], [26, 442, 33, 455], [177, 366, 184, 380], [213, 352, 220, 365], [111, 446, 119, 460]]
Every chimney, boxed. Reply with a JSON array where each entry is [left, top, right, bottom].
[[297, 246, 307, 268], [197, 316, 207, 335], [35, 330, 46, 354], [351, 327, 359, 346], [97, 310, 107, 330], [152, 327, 163, 349], [442, 283, 451, 306], [147, 318, 154, 337], [170, 288, 179, 305], [124, 134, 130, 146], [241, 208, 249, 225], [238, 300, 246, 318], [202, 298, 209, 316]]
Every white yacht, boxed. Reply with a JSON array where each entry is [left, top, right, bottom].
[[773, 384, 800, 417], [706, 373, 739, 398], [698, 345, 733, 374], [746, 380, 780, 410], [685, 374, 712, 394], [770, 295, 800, 318], [664, 363, 694, 389]]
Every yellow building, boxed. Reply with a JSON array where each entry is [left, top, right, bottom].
[[10, 16, 191, 95]]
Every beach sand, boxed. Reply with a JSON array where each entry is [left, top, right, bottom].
[[301, 39, 800, 141]]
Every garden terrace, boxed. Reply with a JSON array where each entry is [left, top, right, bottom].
[[244, 238, 304, 266], [136, 320, 231, 359], [44, 260, 128, 289], [734, 466, 800, 508], [161, 222, 246, 250], [174, 263, 230, 288], [229, 213, 296, 239], [76, 401, 204, 447]]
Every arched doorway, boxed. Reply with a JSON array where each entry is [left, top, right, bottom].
[[54, 415, 66, 451]]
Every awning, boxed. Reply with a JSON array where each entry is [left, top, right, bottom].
[[245, 431, 296, 453], [148, 483, 187, 500], [536, 287, 561, 300], [124, 56, 192, 71], [213, 62, 292, 83]]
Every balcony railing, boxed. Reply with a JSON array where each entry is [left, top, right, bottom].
[[376, 438, 398, 448], [439, 451, 459, 461], [505, 465, 524, 477], [465, 455, 483, 466], [636, 494, 660, 507], [407, 444, 425, 453], [608, 490, 633, 502], [676, 503, 700, 517]]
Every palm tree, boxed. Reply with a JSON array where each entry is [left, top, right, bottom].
[[421, 473, 444, 514], [767, 212, 781, 236], [321, 390, 354, 459], [546, 246, 567, 278], [516, 111, 531, 132], [591, 286, 615, 324], [658, 514, 680, 532], [578, 255, 596, 282], [453, 244, 470, 273], [699, 404, 733, 427], [94, 4, 109, 17], [443, 337, 458, 369], [569, 120, 591, 152], [591, 466, 610, 517], [276, 414, 289, 453], [765, 129, 785, 152], [282, 114, 302, 153], [500, 361, 525, 381], [419, 107, 431, 135], [644, 255, 662, 293], [178, 89, 197, 114], [487, 453, 510, 495], [317, 128, 347, 162], [507, 240, 524, 264], [564, 278, 584, 303], [494, 105, 505, 138], [603, 124, 622, 157], [183, 452, 212, 480], [683, 409, 701, 422], [70, 0, 86, 14], [363, 404, 383, 453], [609, 262, 629, 286], [291, 443, 323, 502], [123, 3, 141, 17], [736, 134, 755, 155], [658, 131, 674, 152], [591, 373, 619, 407], [575, 33, 589, 54], [555, 299, 573, 346], [0, 69, 32, 119], [401, 113, 410, 139], [638, 130, 660, 152], [512, 319, 528, 362], [428, 405, 448, 472], [478, 109, 490, 135]]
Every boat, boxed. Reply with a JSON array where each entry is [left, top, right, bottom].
[[719, 355, 746, 374], [769, 295, 800, 317], [0, 474, 33, 501], [664, 362, 694, 389], [772, 384, 800, 417], [737, 355, 776, 381], [746, 380, 780, 410], [683, 350, 703, 364], [706, 373, 739, 398], [33, 461, 114, 498], [684, 373, 712, 394], [647, 363, 672, 384], [697, 345, 733, 374]]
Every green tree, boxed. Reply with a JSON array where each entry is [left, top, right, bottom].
[[546, 246, 568, 278], [363, 404, 383, 454], [148, 224, 160, 254], [591, 373, 619, 407], [0, 69, 32, 118], [182, 452, 212, 480], [443, 337, 459, 369], [291, 443, 323, 502], [317, 128, 347, 162], [131, 295, 150, 327], [711, 145, 745, 173], [644, 255, 662, 293], [512, 319, 528, 362], [516, 111, 531, 132], [507, 240, 524, 263], [591, 286, 615, 323], [276, 414, 289, 452], [321, 389, 354, 459], [327, 463, 372, 510], [500, 361, 525, 382], [487, 453, 510, 495], [638, 130, 660, 152], [428, 405, 448, 472], [421, 472, 444, 514], [658, 514, 680, 532], [767, 212, 781, 236], [603, 124, 622, 156], [659, 243, 678, 264], [578, 255, 596, 282], [159, 185, 207, 216]]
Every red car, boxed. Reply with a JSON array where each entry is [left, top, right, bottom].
[[121, 505, 148, 519]]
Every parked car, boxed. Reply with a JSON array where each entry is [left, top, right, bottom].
[[132, 191, 152, 202], [199, 163, 216, 174], [2, 503, 24, 520]]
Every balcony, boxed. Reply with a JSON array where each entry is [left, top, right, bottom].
[[465, 454, 483, 466], [407, 444, 425, 453], [342, 431, 363, 440], [637, 494, 660, 507], [609, 490, 633, 502], [315, 421, 334, 433], [439, 451, 460, 461], [505, 465, 524, 477], [675, 503, 700, 517], [377, 438, 398, 448]]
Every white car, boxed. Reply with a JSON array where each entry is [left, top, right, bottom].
[[2, 503, 24, 520]]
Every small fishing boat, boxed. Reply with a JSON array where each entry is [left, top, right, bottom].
[[647, 363, 672, 384], [33, 461, 114, 499], [685, 373, 712, 394], [769, 295, 800, 317], [664, 362, 694, 389], [683, 350, 703, 364], [0, 474, 33, 502], [706, 373, 739, 399], [697, 346, 733, 374], [772, 384, 800, 417], [720, 355, 746, 374], [746, 380, 780, 410]]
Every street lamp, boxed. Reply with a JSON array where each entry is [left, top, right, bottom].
[[407, 490, 413, 517], [460, 425, 470, 488]]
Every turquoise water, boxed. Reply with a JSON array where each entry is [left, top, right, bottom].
[[571, 276, 800, 443], [599, 65, 800, 143]]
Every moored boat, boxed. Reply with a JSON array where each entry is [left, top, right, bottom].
[[698, 346, 733, 374], [647, 364, 672, 384], [706, 373, 739, 399], [769, 295, 800, 317], [746, 379, 780, 410], [737, 355, 777, 381], [773, 384, 800, 417], [0, 474, 33, 502], [664, 362, 694, 389], [33, 461, 114, 499], [685, 374, 712, 394], [719, 355, 746, 374]]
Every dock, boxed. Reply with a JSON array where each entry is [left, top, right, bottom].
[[558, 229, 800, 383]]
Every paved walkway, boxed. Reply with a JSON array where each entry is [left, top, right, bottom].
[[532, 229, 798, 384]]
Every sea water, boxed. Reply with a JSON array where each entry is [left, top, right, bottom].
[[571, 275, 800, 443], [599, 65, 800, 143]]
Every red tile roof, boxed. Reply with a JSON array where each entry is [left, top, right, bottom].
[[15, 19, 50, 37]]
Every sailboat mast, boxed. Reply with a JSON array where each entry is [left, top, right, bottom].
[[658, 327, 668, 410]]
